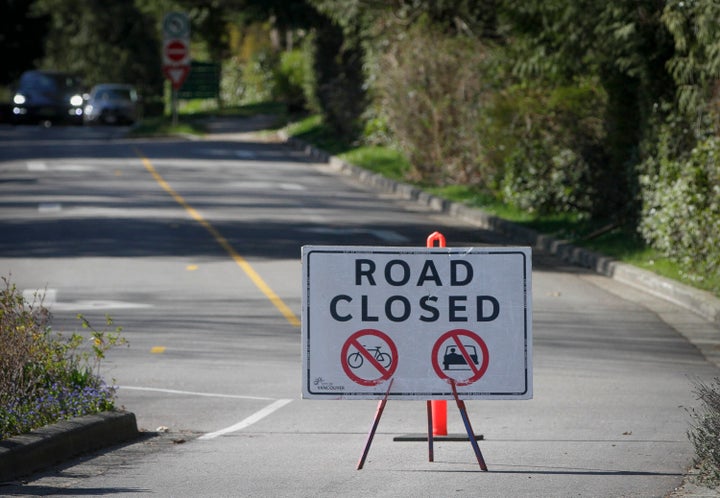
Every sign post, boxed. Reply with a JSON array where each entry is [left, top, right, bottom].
[[301, 233, 533, 469], [162, 12, 191, 126]]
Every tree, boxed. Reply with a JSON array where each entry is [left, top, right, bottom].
[[0, 0, 49, 85], [33, 0, 163, 97], [499, 0, 676, 219]]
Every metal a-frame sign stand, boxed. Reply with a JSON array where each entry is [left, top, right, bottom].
[[356, 232, 488, 471]]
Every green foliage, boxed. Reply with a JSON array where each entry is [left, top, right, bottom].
[[375, 22, 492, 185], [31, 0, 163, 98], [485, 81, 607, 216], [340, 146, 411, 182], [663, 0, 720, 117], [304, 13, 367, 140], [273, 49, 308, 112], [239, 49, 279, 104], [640, 128, 720, 291], [0, 277, 127, 440], [500, 1, 675, 219], [688, 378, 720, 485]]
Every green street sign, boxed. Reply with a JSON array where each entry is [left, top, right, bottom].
[[177, 62, 220, 100]]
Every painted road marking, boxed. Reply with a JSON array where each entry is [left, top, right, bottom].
[[201, 148, 256, 159], [135, 149, 300, 327], [120, 385, 276, 401], [229, 181, 305, 191], [198, 399, 293, 440], [38, 203, 62, 213], [22, 288, 57, 304], [279, 183, 305, 191], [22, 289, 152, 311], [304, 227, 408, 243], [27, 161, 47, 171], [52, 300, 152, 311]]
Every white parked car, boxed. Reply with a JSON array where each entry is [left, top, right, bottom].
[[84, 84, 139, 125]]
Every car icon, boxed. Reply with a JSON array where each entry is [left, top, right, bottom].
[[443, 345, 478, 370]]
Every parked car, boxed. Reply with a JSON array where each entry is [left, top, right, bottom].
[[83, 84, 139, 125], [12, 70, 86, 125]]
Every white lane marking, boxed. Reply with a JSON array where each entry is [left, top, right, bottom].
[[304, 227, 409, 242], [279, 183, 305, 190], [199, 399, 293, 440], [201, 148, 256, 159], [27, 161, 47, 171], [229, 181, 305, 190], [51, 300, 152, 311], [52, 164, 95, 172], [22, 288, 57, 304], [121, 386, 276, 401], [38, 203, 62, 213], [21, 289, 152, 311]]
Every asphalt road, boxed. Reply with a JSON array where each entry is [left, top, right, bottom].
[[0, 120, 718, 497]]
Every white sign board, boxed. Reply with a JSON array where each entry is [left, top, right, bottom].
[[162, 12, 191, 91], [302, 246, 532, 400]]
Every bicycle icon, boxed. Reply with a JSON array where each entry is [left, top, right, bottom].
[[347, 345, 392, 369]]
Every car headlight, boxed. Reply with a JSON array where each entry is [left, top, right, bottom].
[[13, 94, 26, 105], [70, 94, 84, 107]]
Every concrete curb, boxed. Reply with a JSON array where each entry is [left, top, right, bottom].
[[0, 410, 139, 482], [281, 133, 720, 326]]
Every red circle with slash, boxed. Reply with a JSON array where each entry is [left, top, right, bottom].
[[341, 329, 398, 386], [432, 329, 489, 386]]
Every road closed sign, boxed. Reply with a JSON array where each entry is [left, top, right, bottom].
[[301, 245, 532, 400]]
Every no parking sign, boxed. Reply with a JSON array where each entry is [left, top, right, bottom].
[[301, 245, 532, 400]]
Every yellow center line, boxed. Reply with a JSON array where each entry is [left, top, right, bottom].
[[135, 149, 300, 328]]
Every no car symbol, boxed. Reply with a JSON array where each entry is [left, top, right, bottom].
[[431, 329, 489, 386]]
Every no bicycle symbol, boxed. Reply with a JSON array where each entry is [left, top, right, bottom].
[[341, 329, 398, 386], [432, 329, 489, 386]]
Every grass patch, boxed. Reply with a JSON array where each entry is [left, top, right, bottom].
[[340, 146, 411, 181], [131, 101, 290, 138], [129, 115, 206, 137]]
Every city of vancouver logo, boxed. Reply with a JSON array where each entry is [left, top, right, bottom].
[[313, 377, 345, 391]]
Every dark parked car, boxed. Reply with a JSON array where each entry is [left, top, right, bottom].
[[12, 70, 86, 125], [83, 84, 139, 125]]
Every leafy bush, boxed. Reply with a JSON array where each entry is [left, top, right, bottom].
[[273, 49, 308, 112], [487, 81, 607, 217], [375, 22, 491, 186], [0, 277, 126, 440], [240, 50, 280, 104], [640, 125, 720, 291], [688, 378, 720, 485]]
